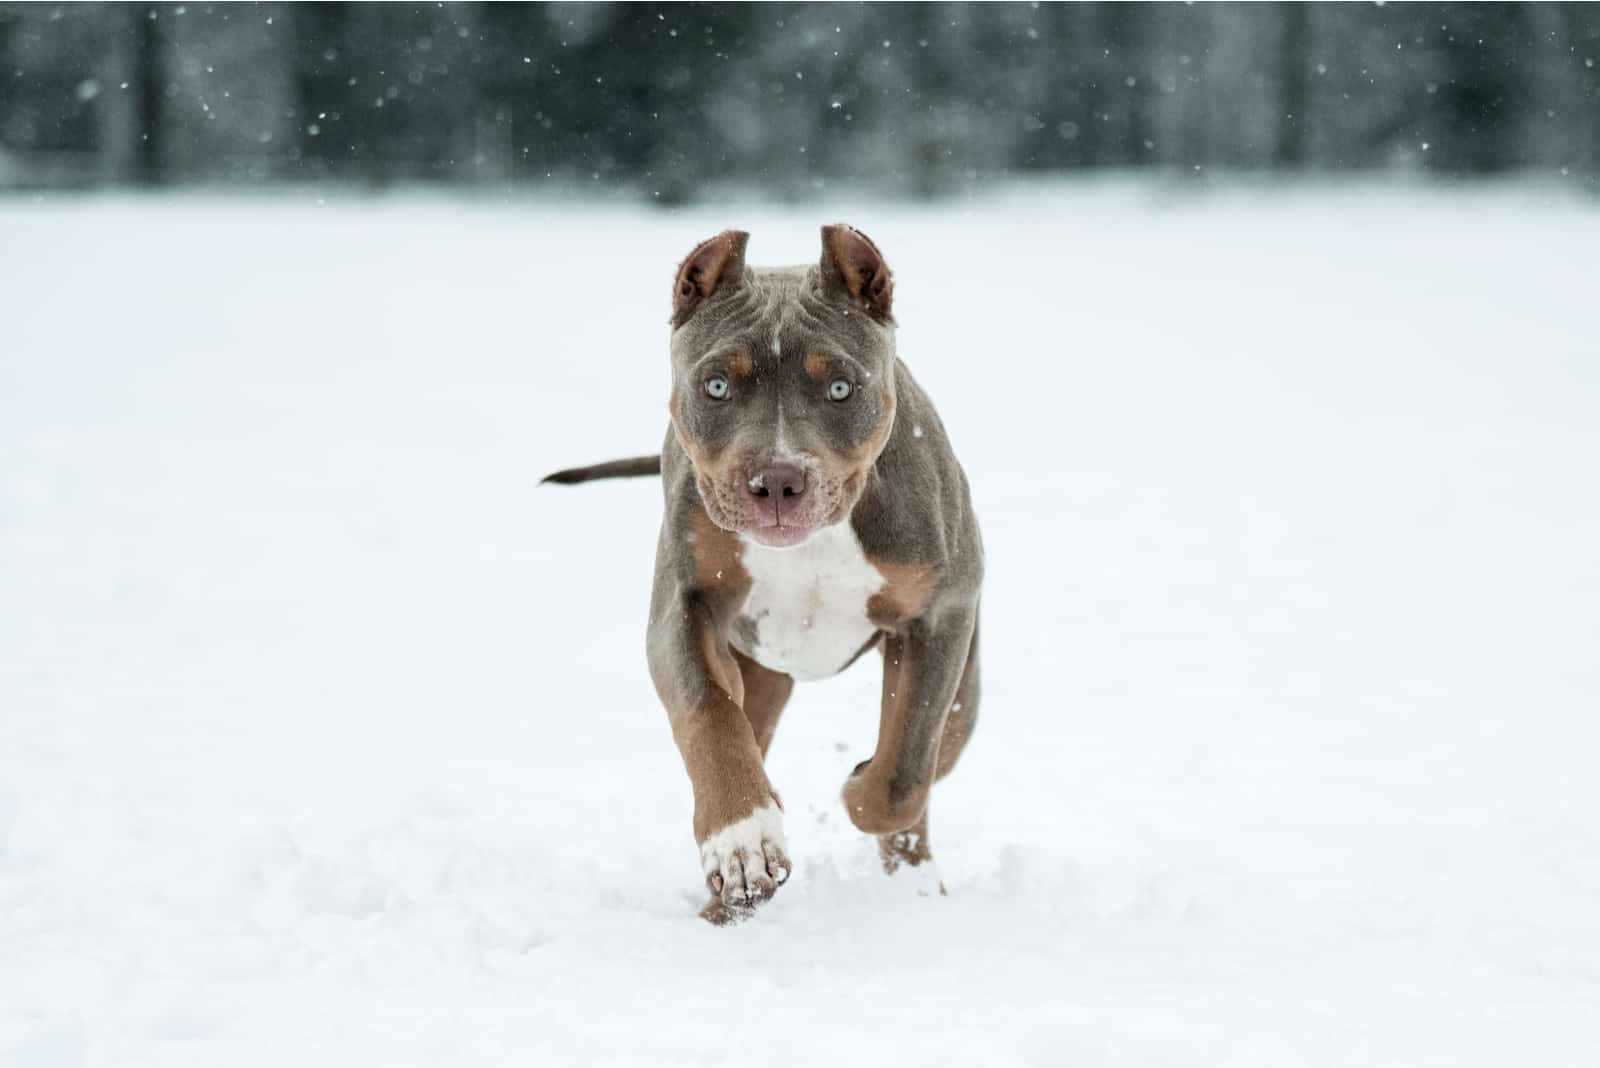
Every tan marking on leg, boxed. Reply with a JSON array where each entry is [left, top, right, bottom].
[[687, 502, 749, 591], [681, 505, 751, 706], [875, 623, 977, 883], [733, 648, 793, 758], [696, 651, 794, 923], [666, 503, 770, 844], [865, 559, 938, 630], [935, 621, 980, 781], [671, 671, 788, 920], [668, 660, 768, 843], [842, 609, 977, 836], [698, 625, 745, 709], [841, 632, 930, 832]]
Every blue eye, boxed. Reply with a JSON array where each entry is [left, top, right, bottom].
[[828, 378, 852, 401], [705, 376, 730, 400]]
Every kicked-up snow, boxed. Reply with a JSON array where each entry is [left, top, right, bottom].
[[2, 184, 1598, 1065]]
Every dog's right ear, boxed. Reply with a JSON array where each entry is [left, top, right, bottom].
[[672, 230, 748, 326]]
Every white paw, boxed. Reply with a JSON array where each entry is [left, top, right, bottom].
[[700, 802, 790, 910]]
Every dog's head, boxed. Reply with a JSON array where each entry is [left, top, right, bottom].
[[668, 225, 898, 549]]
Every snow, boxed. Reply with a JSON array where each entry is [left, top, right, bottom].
[[2, 184, 1599, 1065]]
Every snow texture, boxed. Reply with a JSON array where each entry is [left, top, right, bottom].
[[2, 185, 1599, 1066]]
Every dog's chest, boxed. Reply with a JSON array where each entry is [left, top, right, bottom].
[[732, 524, 885, 682]]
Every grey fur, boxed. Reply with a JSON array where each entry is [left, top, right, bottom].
[[648, 228, 984, 834]]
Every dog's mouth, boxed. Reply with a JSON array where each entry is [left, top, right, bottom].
[[701, 493, 835, 549], [741, 516, 823, 549], [695, 463, 861, 549]]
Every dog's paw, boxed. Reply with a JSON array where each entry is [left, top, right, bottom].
[[879, 834, 947, 898], [840, 765, 928, 836], [699, 801, 790, 916]]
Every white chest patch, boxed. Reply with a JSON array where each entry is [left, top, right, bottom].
[[734, 523, 885, 682]]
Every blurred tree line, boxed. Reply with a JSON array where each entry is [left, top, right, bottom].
[[1, 2, 1597, 197]]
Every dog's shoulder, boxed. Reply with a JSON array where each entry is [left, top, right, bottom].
[[851, 359, 984, 620]]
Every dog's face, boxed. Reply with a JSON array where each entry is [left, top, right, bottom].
[[668, 226, 898, 549]]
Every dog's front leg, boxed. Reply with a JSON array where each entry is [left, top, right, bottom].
[[842, 609, 978, 835], [648, 590, 790, 917]]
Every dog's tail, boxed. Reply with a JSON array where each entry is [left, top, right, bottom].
[[541, 454, 662, 485]]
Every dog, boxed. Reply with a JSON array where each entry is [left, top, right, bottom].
[[545, 225, 982, 923]]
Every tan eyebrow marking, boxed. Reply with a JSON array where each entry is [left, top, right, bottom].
[[727, 350, 754, 379], [803, 351, 834, 380]]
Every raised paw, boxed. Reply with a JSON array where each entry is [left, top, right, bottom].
[[698, 802, 790, 921], [841, 762, 928, 837]]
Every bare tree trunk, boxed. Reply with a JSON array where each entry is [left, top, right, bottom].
[[1278, 1, 1310, 167], [96, 7, 141, 184], [0, 10, 16, 171], [1563, 4, 1600, 183], [134, 5, 165, 185]]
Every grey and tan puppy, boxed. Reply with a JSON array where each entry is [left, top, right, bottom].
[[546, 225, 982, 923]]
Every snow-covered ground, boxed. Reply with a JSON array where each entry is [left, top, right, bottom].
[[3, 184, 1598, 1066]]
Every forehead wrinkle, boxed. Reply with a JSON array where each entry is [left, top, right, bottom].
[[716, 273, 794, 369], [688, 285, 770, 366], [678, 267, 884, 371], [785, 298, 829, 337], [794, 284, 882, 356]]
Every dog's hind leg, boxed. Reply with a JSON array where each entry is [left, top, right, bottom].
[[933, 619, 980, 782], [877, 620, 979, 878]]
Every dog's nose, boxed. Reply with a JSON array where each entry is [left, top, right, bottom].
[[747, 462, 808, 501]]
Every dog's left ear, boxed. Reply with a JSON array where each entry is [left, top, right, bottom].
[[820, 224, 893, 323]]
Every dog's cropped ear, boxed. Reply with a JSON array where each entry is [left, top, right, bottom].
[[819, 224, 893, 323], [673, 230, 748, 326]]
